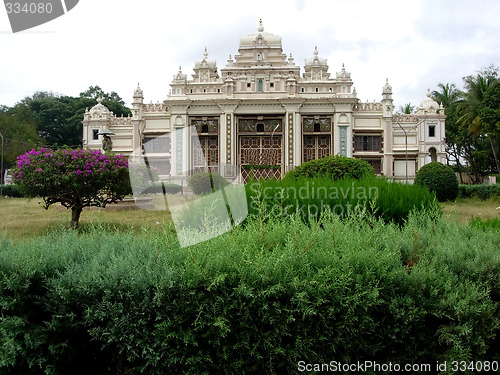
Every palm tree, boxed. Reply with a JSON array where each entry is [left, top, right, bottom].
[[457, 67, 500, 175], [431, 83, 463, 108], [398, 102, 415, 114], [432, 83, 466, 180], [457, 74, 492, 137]]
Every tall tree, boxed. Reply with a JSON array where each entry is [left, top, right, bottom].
[[432, 83, 462, 108], [0, 106, 42, 182], [458, 65, 499, 175], [12, 87, 131, 148], [431, 83, 468, 180], [478, 81, 500, 173]]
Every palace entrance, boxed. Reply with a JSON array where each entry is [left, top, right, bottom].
[[190, 117, 219, 174], [237, 116, 283, 182]]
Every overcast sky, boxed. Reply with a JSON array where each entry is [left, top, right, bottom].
[[1, 0, 499, 111]]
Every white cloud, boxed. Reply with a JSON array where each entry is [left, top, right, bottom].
[[0, 0, 499, 110]]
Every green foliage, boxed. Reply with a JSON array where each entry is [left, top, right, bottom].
[[469, 217, 500, 231], [1, 212, 499, 374], [0, 184, 23, 198], [414, 162, 459, 201], [140, 182, 182, 195], [458, 184, 500, 199], [10, 86, 131, 147], [246, 177, 438, 226], [284, 155, 375, 181], [128, 162, 159, 194], [188, 172, 229, 195], [12, 148, 130, 227], [0, 107, 42, 172], [435, 66, 500, 181]]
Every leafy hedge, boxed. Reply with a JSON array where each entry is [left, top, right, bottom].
[[188, 172, 229, 195], [458, 184, 500, 200], [1, 212, 499, 374], [0, 184, 23, 198], [140, 182, 182, 195], [246, 177, 438, 226], [414, 162, 459, 201], [284, 155, 375, 181]]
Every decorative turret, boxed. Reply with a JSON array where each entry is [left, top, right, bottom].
[[88, 97, 111, 120], [336, 64, 351, 80], [303, 46, 330, 81], [416, 89, 440, 115], [172, 66, 187, 83], [133, 83, 144, 105], [192, 48, 219, 82], [381, 78, 394, 117]]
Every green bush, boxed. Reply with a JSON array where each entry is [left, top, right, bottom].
[[2, 212, 499, 374], [458, 184, 500, 200], [284, 155, 375, 181], [141, 182, 182, 195], [188, 172, 229, 195], [0, 184, 23, 198], [414, 162, 459, 202], [246, 177, 438, 226], [469, 217, 500, 231]]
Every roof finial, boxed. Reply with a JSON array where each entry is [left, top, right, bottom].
[[258, 19, 264, 32]]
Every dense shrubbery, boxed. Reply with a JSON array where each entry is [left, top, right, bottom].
[[246, 177, 438, 226], [188, 172, 229, 195], [284, 155, 375, 181], [1, 212, 499, 374], [458, 184, 500, 200], [414, 162, 459, 201], [0, 184, 23, 197], [140, 182, 182, 195], [470, 217, 500, 231]]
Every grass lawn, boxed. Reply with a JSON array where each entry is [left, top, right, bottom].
[[1, 196, 499, 242], [441, 196, 500, 225], [0, 197, 173, 241]]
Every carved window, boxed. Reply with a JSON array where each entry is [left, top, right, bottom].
[[354, 135, 382, 152], [143, 135, 171, 153], [191, 117, 219, 134], [148, 159, 171, 175], [258, 79, 264, 92], [238, 118, 282, 133], [302, 117, 331, 132], [92, 129, 99, 140], [428, 125, 436, 137]]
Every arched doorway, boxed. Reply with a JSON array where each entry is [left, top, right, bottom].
[[429, 147, 437, 163]]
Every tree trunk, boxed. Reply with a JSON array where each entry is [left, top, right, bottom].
[[489, 136, 500, 175], [71, 205, 83, 228]]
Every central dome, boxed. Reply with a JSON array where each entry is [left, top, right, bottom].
[[239, 19, 282, 49]]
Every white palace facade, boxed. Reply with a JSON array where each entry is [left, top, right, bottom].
[[82, 21, 446, 182]]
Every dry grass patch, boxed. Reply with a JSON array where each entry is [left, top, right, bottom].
[[0, 198, 173, 241], [441, 197, 500, 225]]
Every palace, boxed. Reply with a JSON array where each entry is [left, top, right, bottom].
[[82, 20, 446, 182]]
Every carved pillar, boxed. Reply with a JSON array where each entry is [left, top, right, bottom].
[[218, 102, 239, 177]]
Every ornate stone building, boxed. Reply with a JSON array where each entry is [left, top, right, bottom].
[[83, 20, 446, 182]]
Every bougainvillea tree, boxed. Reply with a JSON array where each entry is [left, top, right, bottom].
[[13, 148, 130, 227]]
